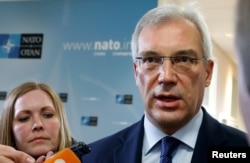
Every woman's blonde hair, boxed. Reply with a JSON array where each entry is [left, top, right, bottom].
[[0, 82, 73, 151]]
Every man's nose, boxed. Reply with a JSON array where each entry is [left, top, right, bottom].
[[158, 59, 177, 84]]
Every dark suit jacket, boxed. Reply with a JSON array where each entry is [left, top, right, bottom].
[[82, 108, 249, 163]]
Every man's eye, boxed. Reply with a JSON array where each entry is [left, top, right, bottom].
[[142, 57, 161, 63], [174, 56, 194, 63]]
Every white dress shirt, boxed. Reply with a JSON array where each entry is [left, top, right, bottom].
[[142, 108, 203, 163]]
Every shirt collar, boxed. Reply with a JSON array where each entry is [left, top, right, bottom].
[[143, 108, 203, 155]]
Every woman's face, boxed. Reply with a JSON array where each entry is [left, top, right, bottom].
[[12, 89, 61, 158]]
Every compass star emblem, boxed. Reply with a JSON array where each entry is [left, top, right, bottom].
[[2, 39, 15, 54]]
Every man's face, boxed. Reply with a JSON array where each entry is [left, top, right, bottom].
[[134, 19, 214, 134]]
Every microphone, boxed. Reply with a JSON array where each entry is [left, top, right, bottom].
[[44, 142, 91, 163]]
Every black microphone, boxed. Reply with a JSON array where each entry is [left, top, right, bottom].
[[44, 142, 91, 163]]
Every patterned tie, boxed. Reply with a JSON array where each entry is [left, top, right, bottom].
[[160, 136, 180, 163]]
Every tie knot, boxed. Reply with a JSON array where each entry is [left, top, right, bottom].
[[160, 136, 180, 158]]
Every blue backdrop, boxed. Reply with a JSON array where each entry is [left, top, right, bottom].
[[0, 0, 156, 143]]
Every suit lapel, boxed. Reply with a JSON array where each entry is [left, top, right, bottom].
[[114, 116, 145, 163], [191, 108, 227, 163], [111, 109, 228, 163]]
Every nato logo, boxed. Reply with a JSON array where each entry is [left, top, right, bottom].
[[81, 116, 98, 126], [59, 92, 68, 102], [0, 33, 43, 59], [116, 94, 133, 104]]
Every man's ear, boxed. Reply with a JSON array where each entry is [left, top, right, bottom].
[[133, 62, 139, 86], [205, 60, 214, 87]]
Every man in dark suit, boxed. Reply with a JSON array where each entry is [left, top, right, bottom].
[[83, 108, 247, 163], [83, 2, 249, 163]]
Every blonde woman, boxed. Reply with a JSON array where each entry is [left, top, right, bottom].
[[0, 82, 74, 163]]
